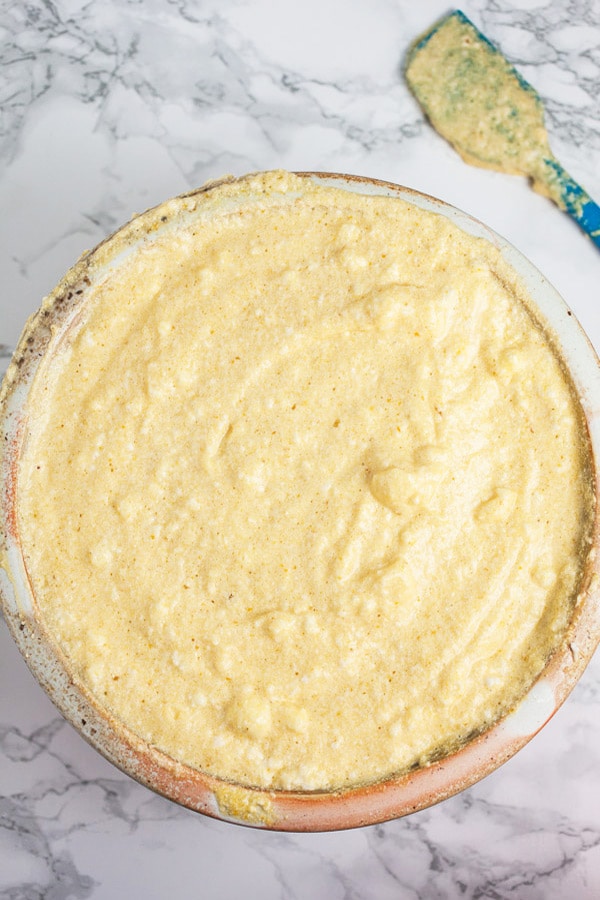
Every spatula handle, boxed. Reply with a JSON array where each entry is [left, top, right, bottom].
[[539, 158, 600, 249]]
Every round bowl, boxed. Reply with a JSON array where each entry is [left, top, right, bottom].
[[1, 172, 599, 831]]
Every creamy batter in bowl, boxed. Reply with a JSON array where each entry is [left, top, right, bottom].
[[1, 171, 599, 830]]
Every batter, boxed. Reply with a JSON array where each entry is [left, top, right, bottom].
[[15, 172, 593, 790]]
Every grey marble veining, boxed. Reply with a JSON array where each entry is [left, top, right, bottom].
[[1, 1, 599, 897]]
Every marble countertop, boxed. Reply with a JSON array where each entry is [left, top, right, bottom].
[[1, 0, 599, 896]]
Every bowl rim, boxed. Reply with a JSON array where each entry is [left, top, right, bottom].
[[1, 170, 599, 832]]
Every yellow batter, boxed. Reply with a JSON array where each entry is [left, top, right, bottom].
[[16, 172, 593, 791]]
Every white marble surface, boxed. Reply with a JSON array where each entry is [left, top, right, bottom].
[[1, 0, 600, 896]]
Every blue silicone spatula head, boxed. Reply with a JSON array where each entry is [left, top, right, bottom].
[[405, 10, 600, 248]]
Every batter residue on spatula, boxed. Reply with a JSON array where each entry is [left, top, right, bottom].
[[405, 10, 549, 180], [405, 10, 600, 244]]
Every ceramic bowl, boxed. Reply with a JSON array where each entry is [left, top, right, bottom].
[[1, 172, 599, 831]]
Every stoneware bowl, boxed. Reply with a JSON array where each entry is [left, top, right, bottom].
[[1, 172, 599, 831]]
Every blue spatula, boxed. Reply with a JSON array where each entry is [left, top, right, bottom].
[[405, 10, 600, 248]]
